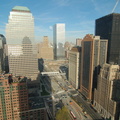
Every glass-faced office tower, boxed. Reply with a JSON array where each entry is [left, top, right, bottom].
[[6, 6, 38, 80], [95, 13, 120, 64], [53, 23, 65, 59], [6, 6, 34, 44], [80, 34, 108, 100], [0, 34, 6, 72]]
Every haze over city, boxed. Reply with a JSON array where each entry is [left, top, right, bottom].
[[0, 0, 120, 43]]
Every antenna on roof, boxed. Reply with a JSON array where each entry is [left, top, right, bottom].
[[111, 0, 119, 13]]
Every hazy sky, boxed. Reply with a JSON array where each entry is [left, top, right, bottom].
[[0, 0, 120, 43]]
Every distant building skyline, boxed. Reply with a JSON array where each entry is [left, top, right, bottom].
[[64, 41, 75, 59], [53, 23, 65, 59], [1, 0, 120, 44], [37, 36, 54, 60], [76, 38, 82, 46], [6, 6, 35, 44]]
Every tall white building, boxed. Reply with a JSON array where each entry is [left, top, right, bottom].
[[53, 23, 65, 59], [5, 6, 38, 80], [6, 6, 35, 44], [68, 47, 81, 89]]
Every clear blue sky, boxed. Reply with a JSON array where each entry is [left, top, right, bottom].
[[0, 0, 120, 43]]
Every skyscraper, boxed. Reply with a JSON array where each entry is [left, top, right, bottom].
[[53, 23, 65, 59], [37, 36, 54, 60], [68, 46, 81, 89], [5, 6, 38, 80], [80, 34, 108, 100], [0, 74, 47, 120], [94, 64, 120, 120], [95, 13, 120, 64], [6, 6, 35, 44], [0, 74, 29, 120], [0, 34, 6, 72], [6, 37, 38, 80], [76, 38, 82, 46]]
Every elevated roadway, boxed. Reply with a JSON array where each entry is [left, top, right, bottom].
[[41, 71, 66, 76]]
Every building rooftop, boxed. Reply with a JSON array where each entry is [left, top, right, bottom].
[[29, 97, 45, 109], [0, 74, 27, 84], [96, 13, 120, 20], [71, 46, 81, 52], [12, 6, 30, 12]]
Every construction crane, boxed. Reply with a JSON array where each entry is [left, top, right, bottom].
[[111, 0, 120, 13]]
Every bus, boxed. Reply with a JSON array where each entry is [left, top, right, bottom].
[[70, 110, 77, 120]]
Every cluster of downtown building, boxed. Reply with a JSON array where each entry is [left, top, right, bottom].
[[0, 6, 51, 120], [68, 14, 120, 120], [0, 6, 67, 120], [0, 5, 120, 120]]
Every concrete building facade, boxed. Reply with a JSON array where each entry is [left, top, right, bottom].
[[0, 74, 47, 120], [64, 42, 75, 59], [80, 34, 108, 100], [94, 64, 120, 120], [68, 47, 81, 89], [37, 36, 53, 60], [76, 38, 82, 46]]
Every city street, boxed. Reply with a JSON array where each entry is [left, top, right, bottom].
[[42, 64, 90, 119], [41, 64, 103, 120]]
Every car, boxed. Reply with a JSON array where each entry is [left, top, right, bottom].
[[57, 107, 60, 110]]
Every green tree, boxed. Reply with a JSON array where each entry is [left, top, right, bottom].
[[56, 106, 70, 120]]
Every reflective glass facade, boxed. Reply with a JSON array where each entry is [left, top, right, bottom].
[[53, 23, 65, 59], [7, 37, 38, 80], [6, 6, 35, 44], [80, 34, 108, 100], [5, 6, 38, 80], [0, 34, 6, 72], [95, 13, 120, 64]]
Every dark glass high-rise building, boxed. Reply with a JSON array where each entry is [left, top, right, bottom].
[[95, 13, 120, 64], [80, 34, 107, 100], [0, 34, 6, 72]]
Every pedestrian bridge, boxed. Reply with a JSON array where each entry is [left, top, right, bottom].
[[41, 71, 66, 76]]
